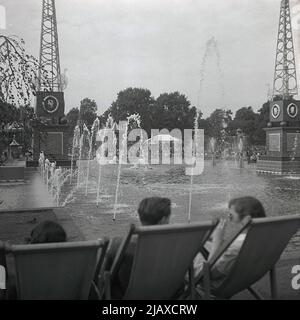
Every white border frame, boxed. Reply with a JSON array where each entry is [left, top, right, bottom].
[[271, 104, 281, 119], [287, 103, 298, 118], [42, 95, 60, 114]]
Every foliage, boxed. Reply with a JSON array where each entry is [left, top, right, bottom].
[[79, 98, 98, 128], [153, 92, 197, 132], [0, 35, 47, 106], [66, 107, 80, 127]]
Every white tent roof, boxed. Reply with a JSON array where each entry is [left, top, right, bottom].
[[145, 134, 182, 144]]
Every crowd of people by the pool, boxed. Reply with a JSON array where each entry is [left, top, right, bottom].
[[0, 195, 268, 300]]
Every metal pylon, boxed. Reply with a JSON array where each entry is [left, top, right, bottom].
[[38, 0, 62, 92], [273, 0, 298, 99]]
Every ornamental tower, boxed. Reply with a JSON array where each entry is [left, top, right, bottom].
[[36, 0, 65, 122], [31, 0, 71, 163], [257, 0, 300, 174]]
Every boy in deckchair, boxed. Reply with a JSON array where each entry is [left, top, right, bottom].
[[104, 197, 171, 299], [193, 196, 266, 297]]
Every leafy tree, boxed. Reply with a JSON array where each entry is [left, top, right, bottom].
[[66, 107, 80, 127], [206, 109, 232, 140], [254, 101, 270, 145], [79, 98, 98, 128], [230, 106, 258, 144], [102, 89, 199, 135], [0, 101, 18, 123], [103, 88, 155, 133], [153, 92, 198, 132], [0, 35, 47, 106]]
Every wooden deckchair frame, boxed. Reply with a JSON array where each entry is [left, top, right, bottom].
[[105, 221, 218, 300], [6, 238, 109, 300], [194, 215, 300, 300], [0, 241, 7, 300]]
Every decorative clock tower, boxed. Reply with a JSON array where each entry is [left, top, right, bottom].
[[257, 0, 300, 174], [30, 0, 71, 163]]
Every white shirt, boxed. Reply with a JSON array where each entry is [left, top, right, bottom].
[[0, 265, 6, 290]]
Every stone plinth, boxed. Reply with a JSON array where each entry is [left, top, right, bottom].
[[257, 156, 300, 174], [31, 123, 73, 162], [256, 126, 300, 174]]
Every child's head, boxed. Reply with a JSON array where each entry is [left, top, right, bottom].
[[138, 197, 171, 226], [228, 196, 266, 223], [29, 221, 67, 244]]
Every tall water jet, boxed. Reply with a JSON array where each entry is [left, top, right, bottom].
[[187, 111, 201, 223], [54, 167, 62, 206], [196, 37, 225, 112], [113, 114, 141, 221], [96, 115, 115, 206], [238, 138, 244, 169], [85, 118, 100, 196], [39, 151, 45, 179], [290, 131, 300, 175], [70, 125, 81, 184], [44, 159, 50, 189], [188, 37, 225, 222], [49, 162, 56, 197], [210, 137, 216, 167], [77, 124, 90, 188]]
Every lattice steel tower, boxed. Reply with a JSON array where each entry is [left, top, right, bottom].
[[273, 0, 298, 99], [38, 0, 62, 92]]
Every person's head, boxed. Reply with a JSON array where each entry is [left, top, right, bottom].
[[138, 197, 171, 226], [228, 196, 266, 223], [28, 221, 67, 244]]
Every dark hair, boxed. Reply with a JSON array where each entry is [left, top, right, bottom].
[[29, 221, 67, 244], [138, 197, 171, 225], [228, 196, 266, 219]]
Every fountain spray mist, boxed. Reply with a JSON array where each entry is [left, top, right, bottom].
[[113, 114, 141, 221], [70, 125, 80, 185], [85, 118, 100, 196], [96, 115, 115, 207], [188, 37, 225, 222]]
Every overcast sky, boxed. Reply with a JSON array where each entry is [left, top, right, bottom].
[[1, 0, 300, 116]]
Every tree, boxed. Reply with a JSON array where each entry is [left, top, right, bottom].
[[230, 106, 258, 144], [206, 109, 232, 140], [104, 88, 155, 133], [0, 35, 47, 106], [66, 107, 80, 127], [153, 92, 198, 132], [254, 101, 270, 145], [0, 101, 18, 124], [79, 98, 98, 128]]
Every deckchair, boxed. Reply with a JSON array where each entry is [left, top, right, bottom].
[[197, 214, 300, 300], [106, 220, 218, 300], [7, 238, 109, 300], [0, 241, 7, 300]]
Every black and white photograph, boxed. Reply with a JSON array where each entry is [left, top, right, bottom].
[[0, 0, 300, 305]]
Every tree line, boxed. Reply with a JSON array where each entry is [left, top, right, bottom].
[[66, 88, 270, 146]]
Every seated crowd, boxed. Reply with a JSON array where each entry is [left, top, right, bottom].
[[0, 196, 271, 300]]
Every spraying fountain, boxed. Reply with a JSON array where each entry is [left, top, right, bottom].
[[210, 137, 216, 167], [96, 115, 116, 206], [85, 118, 100, 196], [187, 37, 225, 222], [112, 114, 142, 221], [70, 125, 81, 184]]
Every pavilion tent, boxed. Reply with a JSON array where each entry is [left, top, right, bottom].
[[144, 134, 182, 145]]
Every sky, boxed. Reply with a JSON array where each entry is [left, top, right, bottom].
[[1, 0, 300, 117]]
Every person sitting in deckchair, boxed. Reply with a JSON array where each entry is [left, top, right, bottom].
[[6, 221, 67, 299], [193, 196, 266, 296], [104, 197, 171, 299], [26, 220, 67, 244]]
